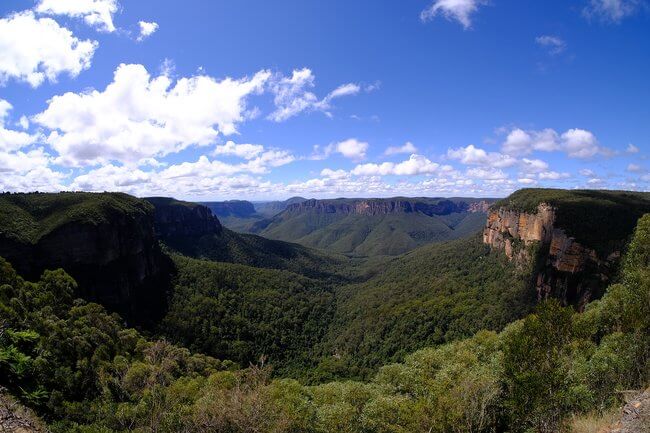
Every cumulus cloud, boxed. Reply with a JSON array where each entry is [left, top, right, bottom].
[[351, 154, 444, 176], [214, 141, 264, 160], [137, 21, 158, 41], [627, 163, 643, 172], [0, 99, 39, 152], [538, 171, 570, 180], [268, 68, 361, 121], [0, 11, 97, 87], [579, 168, 596, 177], [561, 128, 602, 158], [447, 144, 517, 168], [34, 63, 271, 166], [520, 158, 549, 174], [583, 0, 643, 23], [501, 127, 609, 159], [310, 138, 369, 161], [466, 167, 508, 180], [502, 128, 560, 156], [626, 143, 639, 153], [385, 141, 418, 155], [420, 0, 488, 29], [535, 35, 567, 55], [35, 0, 119, 32]]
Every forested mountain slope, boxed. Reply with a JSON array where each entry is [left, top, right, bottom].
[[145, 196, 350, 281], [250, 197, 493, 256], [1, 209, 647, 433]]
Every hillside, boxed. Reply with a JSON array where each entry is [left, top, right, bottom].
[[201, 197, 309, 232], [145, 197, 350, 281], [316, 234, 534, 379], [1, 206, 647, 433], [250, 197, 493, 256], [0, 192, 170, 322]]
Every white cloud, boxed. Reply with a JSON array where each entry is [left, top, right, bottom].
[[214, 141, 264, 160], [579, 168, 596, 177], [268, 68, 361, 121], [626, 143, 639, 153], [351, 154, 443, 176], [535, 35, 567, 55], [320, 168, 349, 179], [420, 0, 488, 29], [137, 21, 158, 41], [538, 171, 570, 180], [501, 127, 609, 159], [466, 167, 508, 180], [0, 11, 97, 87], [518, 178, 537, 185], [34, 63, 271, 166], [520, 158, 549, 174], [561, 128, 602, 158], [385, 141, 418, 156], [447, 144, 517, 168], [35, 0, 119, 32], [0, 99, 39, 152], [627, 163, 643, 172], [321, 138, 369, 161], [583, 0, 643, 23], [502, 128, 560, 156]]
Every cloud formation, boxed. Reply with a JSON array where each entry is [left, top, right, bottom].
[[268, 69, 361, 121], [35, 0, 119, 32], [34, 63, 271, 166], [535, 35, 567, 55], [385, 142, 418, 155], [420, 0, 488, 29], [583, 0, 644, 23], [137, 21, 159, 41], [0, 11, 97, 87]]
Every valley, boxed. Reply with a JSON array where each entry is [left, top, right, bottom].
[[0, 188, 648, 432]]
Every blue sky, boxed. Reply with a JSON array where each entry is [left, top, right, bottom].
[[0, 0, 648, 200]]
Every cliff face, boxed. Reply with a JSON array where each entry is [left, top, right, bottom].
[[148, 200, 222, 239], [0, 194, 169, 323], [483, 203, 619, 306], [286, 198, 481, 217]]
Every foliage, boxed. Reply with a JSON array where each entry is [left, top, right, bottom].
[[252, 197, 492, 257], [494, 188, 650, 254], [161, 254, 336, 377], [0, 192, 153, 244]]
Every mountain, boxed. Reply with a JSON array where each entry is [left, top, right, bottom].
[[0, 189, 648, 432], [250, 197, 494, 256], [200, 197, 309, 232], [0, 192, 170, 322], [484, 188, 650, 306], [253, 196, 308, 216], [145, 197, 348, 281]]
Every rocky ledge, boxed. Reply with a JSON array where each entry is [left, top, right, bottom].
[[483, 203, 620, 307]]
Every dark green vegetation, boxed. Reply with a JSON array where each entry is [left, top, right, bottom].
[[1, 213, 648, 432], [317, 234, 534, 379], [0, 191, 152, 244], [251, 197, 492, 256], [162, 254, 335, 377], [496, 188, 650, 254], [146, 197, 348, 281], [202, 197, 308, 232]]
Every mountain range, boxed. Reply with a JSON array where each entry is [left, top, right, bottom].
[[0, 188, 648, 432]]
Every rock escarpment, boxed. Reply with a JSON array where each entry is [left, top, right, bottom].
[[285, 198, 483, 217], [146, 197, 222, 239], [0, 193, 170, 323], [483, 203, 619, 307]]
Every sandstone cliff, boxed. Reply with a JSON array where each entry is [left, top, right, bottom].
[[146, 197, 222, 239], [483, 202, 619, 306], [285, 198, 484, 217], [0, 193, 170, 323]]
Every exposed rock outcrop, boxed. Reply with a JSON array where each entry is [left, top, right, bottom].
[[483, 203, 619, 306], [285, 198, 485, 217], [0, 193, 170, 324], [146, 197, 222, 239]]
